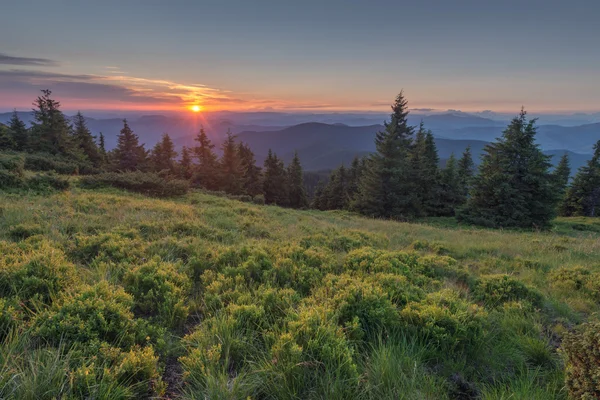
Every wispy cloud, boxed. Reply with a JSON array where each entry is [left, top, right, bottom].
[[0, 53, 59, 67]]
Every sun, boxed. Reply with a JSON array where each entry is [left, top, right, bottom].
[[191, 105, 202, 112]]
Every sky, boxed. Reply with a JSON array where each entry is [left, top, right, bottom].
[[1, 0, 599, 114]]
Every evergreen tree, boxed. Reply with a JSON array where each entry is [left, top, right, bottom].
[[311, 180, 327, 210], [263, 149, 288, 205], [457, 145, 475, 204], [0, 124, 14, 150], [112, 119, 147, 171], [552, 153, 571, 198], [98, 132, 108, 165], [72, 112, 102, 167], [29, 90, 77, 156], [438, 154, 462, 216], [410, 123, 440, 216], [561, 142, 600, 217], [237, 142, 262, 196], [219, 130, 244, 194], [150, 133, 178, 174], [8, 110, 28, 151], [191, 127, 219, 190], [347, 156, 365, 201], [178, 146, 194, 179], [324, 165, 349, 210], [287, 151, 308, 208], [352, 91, 416, 218], [458, 110, 557, 228]]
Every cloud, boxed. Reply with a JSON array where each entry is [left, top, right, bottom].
[[409, 108, 436, 112], [0, 53, 58, 67]]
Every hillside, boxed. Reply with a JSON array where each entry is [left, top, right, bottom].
[[1, 187, 599, 398]]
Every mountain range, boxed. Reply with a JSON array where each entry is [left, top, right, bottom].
[[1, 111, 597, 172]]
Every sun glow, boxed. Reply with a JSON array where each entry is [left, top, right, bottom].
[[191, 105, 202, 112]]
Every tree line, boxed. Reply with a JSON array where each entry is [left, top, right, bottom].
[[0, 90, 308, 207], [1, 89, 599, 227]]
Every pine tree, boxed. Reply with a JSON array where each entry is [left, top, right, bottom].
[[112, 119, 147, 171], [29, 90, 77, 156], [457, 145, 475, 204], [458, 110, 557, 228], [98, 132, 108, 165], [552, 153, 571, 199], [0, 124, 14, 150], [311, 180, 327, 210], [237, 142, 262, 196], [561, 142, 600, 217], [438, 154, 462, 216], [72, 112, 102, 167], [263, 149, 288, 205], [410, 123, 440, 216], [150, 133, 178, 174], [287, 151, 308, 208], [219, 131, 244, 194], [178, 146, 194, 179], [324, 165, 349, 210], [8, 110, 28, 151], [352, 91, 416, 218], [347, 156, 365, 201], [191, 127, 219, 190]]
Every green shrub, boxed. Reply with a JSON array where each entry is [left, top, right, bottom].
[[123, 258, 191, 327], [0, 297, 22, 339], [473, 275, 543, 308], [26, 172, 70, 191], [562, 321, 600, 399], [400, 290, 487, 352], [8, 223, 43, 240], [23, 153, 98, 175], [34, 281, 141, 348], [252, 194, 265, 205], [80, 171, 189, 197], [0, 153, 25, 174], [0, 169, 25, 188], [0, 243, 78, 306], [549, 266, 591, 291]]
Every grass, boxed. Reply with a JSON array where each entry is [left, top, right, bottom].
[[1, 186, 599, 398]]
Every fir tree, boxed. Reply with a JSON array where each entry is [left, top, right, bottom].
[[178, 146, 194, 180], [29, 90, 77, 156], [458, 110, 557, 228], [263, 149, 288, 205], [410, 123, 440, 216], [8, 110, 28, 151], [347, 156, 365, 201], [561, 142, 600, 217], [72, 112, 102, 167], [324, 165, 349, 210], [98, 132, 108, 165], [311, 180, 327, 210], [191, 127, 219, 190], [457, 145, 475, 204], [0, 124, 14, 150], [219, 130, 243, 194], [150, 133, 178, 174], [112, 119, 147, 171], [552, 153, 571, 198], [287, 151, 308, 209], [438, 154, 462, 216], [352, 91, 416, 218], [237, 142, 262, 196]]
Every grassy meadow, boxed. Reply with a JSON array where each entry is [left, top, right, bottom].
[[1, 187, 600, 399]]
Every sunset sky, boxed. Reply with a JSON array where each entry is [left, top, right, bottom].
[[1, 0, 599, 113]]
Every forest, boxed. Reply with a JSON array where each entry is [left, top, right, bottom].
[[1, 90, 600, 399]]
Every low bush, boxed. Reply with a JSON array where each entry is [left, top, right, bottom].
[[26, 172, 70, 191], [562, 321, 600, 399], [473, 275, 543, 308], [0, 152, 25, 174], [80, 171, 189, 197], [252, 194, 265, 205], [123, 258, 191, 327], [23, 152, 98, 175]]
